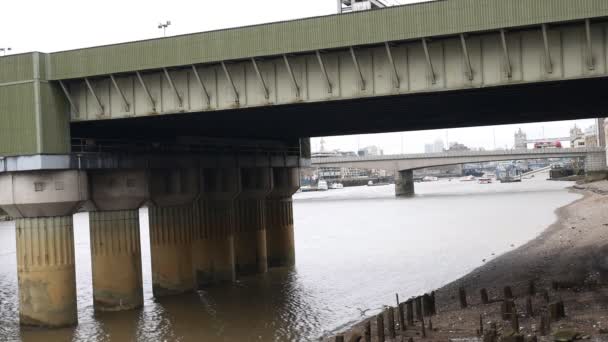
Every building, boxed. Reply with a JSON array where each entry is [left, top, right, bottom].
[[447, 142, 470, 151], [514, 128, 527, 149], [338, 0, 389, 13], [570, 125, 585, 147], [358, 145, 383, 157], [584, 123, 598, 147], [424, 139, 445, 153]]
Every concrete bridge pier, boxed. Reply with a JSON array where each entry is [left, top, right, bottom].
[[87, 170, 148, 311], [192, 168, 240, 287], [234, 168, 273, 276], [395, 169, 415, 197], [0, 170, 88, 327], [584, 150, 608, 181], [266, 168, 300, 268], [149, 168, 199, 297]]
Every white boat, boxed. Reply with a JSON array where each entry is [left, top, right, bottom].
[[329, 182, 344, 189], [460, 175, 476, 182], [317, 180, 328, 191], [422, 176, 438, 182]]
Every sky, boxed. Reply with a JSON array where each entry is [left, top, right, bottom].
[[2, 0, 599, 153]]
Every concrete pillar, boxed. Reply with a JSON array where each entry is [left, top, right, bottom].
[[0, 170, 88, 328], [89, 210, 143, 311], [395, 169, 415, 197], [192, 199, 236, 287], [234, 168, 273, 276], [16, 216, 77, 327], [266, 167, 299, 268], [149, 205, 195, 296], [88, 170, 148, 311]]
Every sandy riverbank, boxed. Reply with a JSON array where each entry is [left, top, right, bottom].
[[325, 181, 608, 341]]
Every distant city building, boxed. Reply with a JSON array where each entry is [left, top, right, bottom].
[[570, 125, 584, 147], [447, 142, 470, 151], [584, 123, 598, 147], [514, 128, 527, 149], [424, 139, 445, 153], [358, 145, 383, 157], [338, 0, 388, 13]]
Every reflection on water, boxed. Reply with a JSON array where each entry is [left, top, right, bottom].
[[0, 177, 580, 341]]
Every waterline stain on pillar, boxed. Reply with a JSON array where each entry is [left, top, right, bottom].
[[16, 216, 77, 327], [89, 210, 143, 311], [192, 199, 236, 287], [149, 205, 195, 297], [265, 197, 295, 267], [234, 198, 267, 276]]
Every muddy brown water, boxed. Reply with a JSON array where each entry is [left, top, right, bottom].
[[0, 176, 580, 341]]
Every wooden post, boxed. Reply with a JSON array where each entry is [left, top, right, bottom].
[[349, 334, 363, 342], [480, 288, 489, 304], [364, 320, 371, 342], [549, 301, 565, 321], [428, 317, 433, 330], [511, 312, 519, 332], [406, 300, 414, 325], [387, 307, 396, 339], [528, 280, 536, 295], [459, 287, 468, 309], [422, 293, 432, 316], [525, 297, 533, 317], [541, 289, 549, 302], [335, 336, 345, 342], [540, 314, 549, 336], [503, 286, 513, 300], [421, 317, 426, 338], [479, 314, 484, 335], [398, 302, 406, 331], [430, 291, 437, 315], [376, 313, 385, 342], [501, 300, 514, 320]]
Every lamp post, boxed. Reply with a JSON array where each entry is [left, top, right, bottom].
[[0, 47, 11, 56], [158, 21, 171, 37]]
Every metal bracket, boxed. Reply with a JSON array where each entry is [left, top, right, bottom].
[[282, 54, 300, 97], [384, 42, 400, 88], [499, 29, 513, 78], [459, 34, 474, 81], [162, 68, 183, 107], [135, 71, 157, 112], [541, 24, 553, 74], [251, 58, 270, 99], [315, 50, 333, 93], [421, 38, 436, 84], [191, 65, 211, 106], [84, 78, 104, 115], [220, 61, 240, 104], [349, 47, 366, 91], [109, 74, 130, 112], [58, 80, 79, 117], [585, 19, 595, 70]]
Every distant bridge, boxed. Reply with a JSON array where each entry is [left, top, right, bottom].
[[312, 147, 607, 196]]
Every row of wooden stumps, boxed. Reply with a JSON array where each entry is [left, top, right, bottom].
[[333, 292, 437, 342], [460, 280, 567, 341]]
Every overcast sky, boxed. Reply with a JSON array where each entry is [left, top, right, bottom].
[[3, 0, 599, 153]]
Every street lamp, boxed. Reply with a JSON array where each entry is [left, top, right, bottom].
[[0, 47, 11, 56], [158, 21, 171, 37]]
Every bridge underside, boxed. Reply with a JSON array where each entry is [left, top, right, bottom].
[[72, 76, 608, 141]]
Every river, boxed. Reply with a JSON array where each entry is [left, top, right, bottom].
[[0, 175, 580, 341]]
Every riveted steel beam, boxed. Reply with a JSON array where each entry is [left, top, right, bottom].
[[315, 50, 332, 94], [58, 80, 79, 118], [84, 78, 104, 115], [221, 61, 240, 104], [191, 65, 211, 106], [384, 42, 400, 88], [135, 71, 156, 112], [349, 47, 366, 91], [459, 34, 474, 80], [585, 19, 595, 70], [282, 55, 300, 97], [162, 68, 183, 107], [421, 38, 436, 84], [109, 74, 130, 112], [541, 24, 553, 74], [499, 29, 512, 78], [251, 58, 270, 99]]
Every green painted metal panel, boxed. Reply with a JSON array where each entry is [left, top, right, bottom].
[[49, 0, 608, 80], [40, 83, 70, 154], [0, 83, 37, 155], [0, 54, 34, 84]]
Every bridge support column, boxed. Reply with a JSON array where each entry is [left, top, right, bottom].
[[192, 199, 236, 287], [266, 168, 299, 267], [395, 169, 415, 197], [0, 170, 88, 327], [89, 210, 143, 311], [149, 205, 195, 296], [584, 151, 608, 182], [88, 170, 148, 311], [234, 168, 273, 276]]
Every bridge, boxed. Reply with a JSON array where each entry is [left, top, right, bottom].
[[0, 0, 608, 329], [312, 147, 607, 196]]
